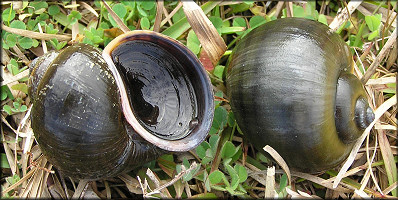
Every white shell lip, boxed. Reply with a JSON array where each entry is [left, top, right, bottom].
[[102, 30, 214, 152]]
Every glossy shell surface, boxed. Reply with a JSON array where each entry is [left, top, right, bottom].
[[226, 18, 370, 172], [29, 31, 214, 179]]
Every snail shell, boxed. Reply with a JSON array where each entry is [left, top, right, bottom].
[[29, 31, 214, 179], [226, 18, 374, 172]]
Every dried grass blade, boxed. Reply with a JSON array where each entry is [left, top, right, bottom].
[[362, 132, 382, 195], [144, 162, 198, 197], [29, 158, 49, 197], [71, 179, 89, 199], [162, 1, 219, 39], [375, 124, 397, 130], [377, 129, 397, 196], [78, 1, 99, 17], [160, 2, 182, 27], [1, 129, 17, 175], [37, 24, 47, 54], [333, 95, 397, 188], [101, 0, 129, 33], [329, 1, 363, 31], [354, 189, 371, 198], [366, 77, 396, 85], [71, 0, 79, 41], [361, 28, 397, 84], [263, 145, 291, 186], [1, 23, 71, 41], [383, 181, 398, 195], [264, 166, 277, 198], [1, 69, 29, 86], [184, 181, 192, 198], [153, 0, 164, 32], [182, 1, 227, 66], [118, 174, 143, 194], [286, 187, 315, 198], [1, 168, 37, 196], [104, 180, 111, 199], [288, 171, 351, 193]]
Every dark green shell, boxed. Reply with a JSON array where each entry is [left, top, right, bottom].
[[29, 30, 214, 179], [30, 44, 163, 179], [226, 18, 373, 172]]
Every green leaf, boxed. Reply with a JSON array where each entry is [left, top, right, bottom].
[[279, 174, 288, 192], [227, 111, 235, 127], [196, 142, 209, 159], [112, 3, 127, 18], [6, 58, 19, 75], [140, 17, 150, 30], [209, 16, 223, 30], [365, 14, 382, 32], [10, 20, 26, 30], [6, 174, 20, 186], [183, 163, 200, 182], [214, 91, 223, 106], [191, 192, 217, 199], [368, 30, 379, 40], [1, 85, 14, 101], [6, 34, 17, 48], [140, 1, 155, 10], [233, 17, 246, 27], [18, 37, 33, 49], [19, 105, 27, 112], [318, 14, 328, 25], [1, 153, 10, 168], [234, 164, 248, 183], [67, 10, 82, 25], [257, 152, 270, 163], [27, 19, 38, 30], [230, 3, 252, 13], [136, 3, 148, 17], [32, 39, 39, 48], [11, 83, 28, 94], [224, 163, 239, 190], [209, 134, 220, 155], [13, 101, 21, 109], [210, 106, 228, 134], [3, 105, 12, 115], [2, 8, 16, 23], [213, 65, 225, 79], [203, 170, 211, 192], [2, 40, 9, 49], [220, 26, 245, 34], [122, 1, 136, 9], [220, 141, 237, 159], [249, 16, 266, 29], [209, 170, 225, 184], [30, 1, 48, 10], [38, 13, 49, 21], [187, 30, 200, 55], [48, 5, 60, 16], [292, 4, 306, 18], [202, 151, 213, 165]]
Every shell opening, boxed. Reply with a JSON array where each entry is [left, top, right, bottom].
[[102, 31, 213, 152]]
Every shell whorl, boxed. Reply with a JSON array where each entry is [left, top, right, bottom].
[[30, 44, 148, 179]]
